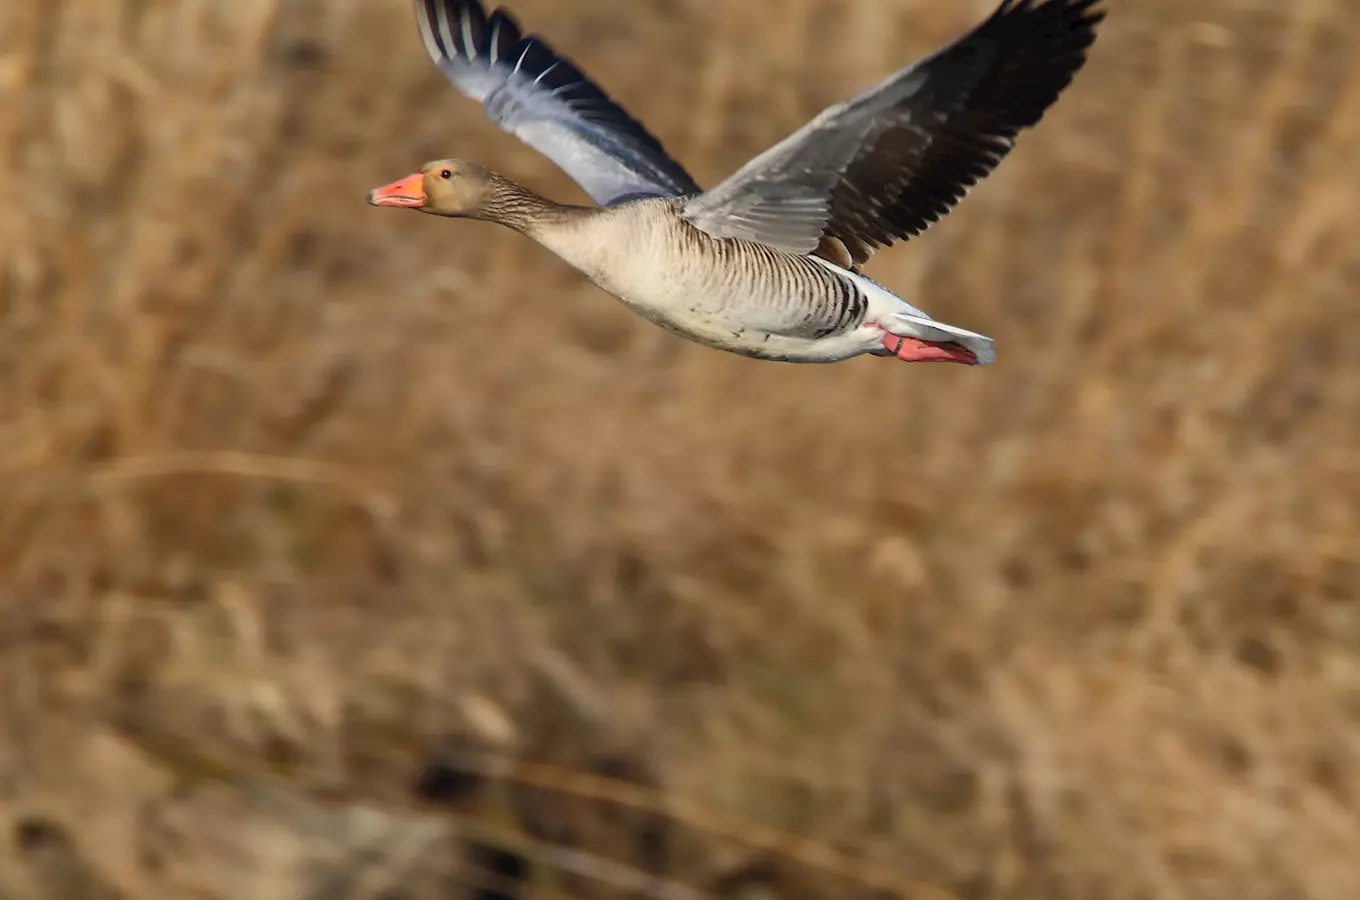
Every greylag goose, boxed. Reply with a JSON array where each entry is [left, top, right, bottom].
[[369, 0, 1104, 366]]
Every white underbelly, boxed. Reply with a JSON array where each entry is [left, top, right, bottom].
[[556, 215, 875, 362], [598, 278, 869, 362]]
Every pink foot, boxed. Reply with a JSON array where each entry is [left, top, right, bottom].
[[880, 332, 978, 364]]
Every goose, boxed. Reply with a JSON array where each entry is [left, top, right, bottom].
[[368, 0, 1104, 366]]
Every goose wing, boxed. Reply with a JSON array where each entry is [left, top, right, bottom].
[[679, 0, 1104, 264], [414, 0, 700, 206]]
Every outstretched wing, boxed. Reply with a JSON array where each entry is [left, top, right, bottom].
[[414, 0, 700, 207], [680, 0, 1104, 264]]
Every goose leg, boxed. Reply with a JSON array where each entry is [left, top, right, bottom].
[[879, 331, 978, 364]]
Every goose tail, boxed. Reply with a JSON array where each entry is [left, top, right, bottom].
[[880, 310, 997, 365]]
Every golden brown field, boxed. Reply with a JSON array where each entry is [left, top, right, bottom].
[[2, 0, 1358, 897]]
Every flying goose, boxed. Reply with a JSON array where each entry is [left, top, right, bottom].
[[369, 0, 1104, 366]]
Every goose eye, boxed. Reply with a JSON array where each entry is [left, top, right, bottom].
[[439, 169, 452, 179]]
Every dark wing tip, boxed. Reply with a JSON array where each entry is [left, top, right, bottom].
[[485, 9, 523, 61], [415, 0, 643, 111], [955, 0, 1106, 135], [416, 0, 526, 65], [824, 0, 1106, 254], [416, 0, 650, 131], [452, 0, 487, 57]]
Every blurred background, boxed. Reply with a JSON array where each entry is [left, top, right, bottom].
[[2, 0, 1358, 898]]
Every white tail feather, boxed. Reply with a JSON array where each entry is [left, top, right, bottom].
[[884, 310, 996, 365], [805, 256, 997, 365]]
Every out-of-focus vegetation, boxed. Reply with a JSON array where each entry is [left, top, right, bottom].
[[1, 0, 1357, 898]]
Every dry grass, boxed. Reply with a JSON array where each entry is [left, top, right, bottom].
[[2, 0, 1359, 897]]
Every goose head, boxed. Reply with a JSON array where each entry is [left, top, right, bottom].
[[367, 159, 508, 218]]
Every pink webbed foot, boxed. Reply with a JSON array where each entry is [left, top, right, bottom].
[[880, 331, 978, 365]]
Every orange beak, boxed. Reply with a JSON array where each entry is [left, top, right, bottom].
[[367, 172, 426, 208]]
